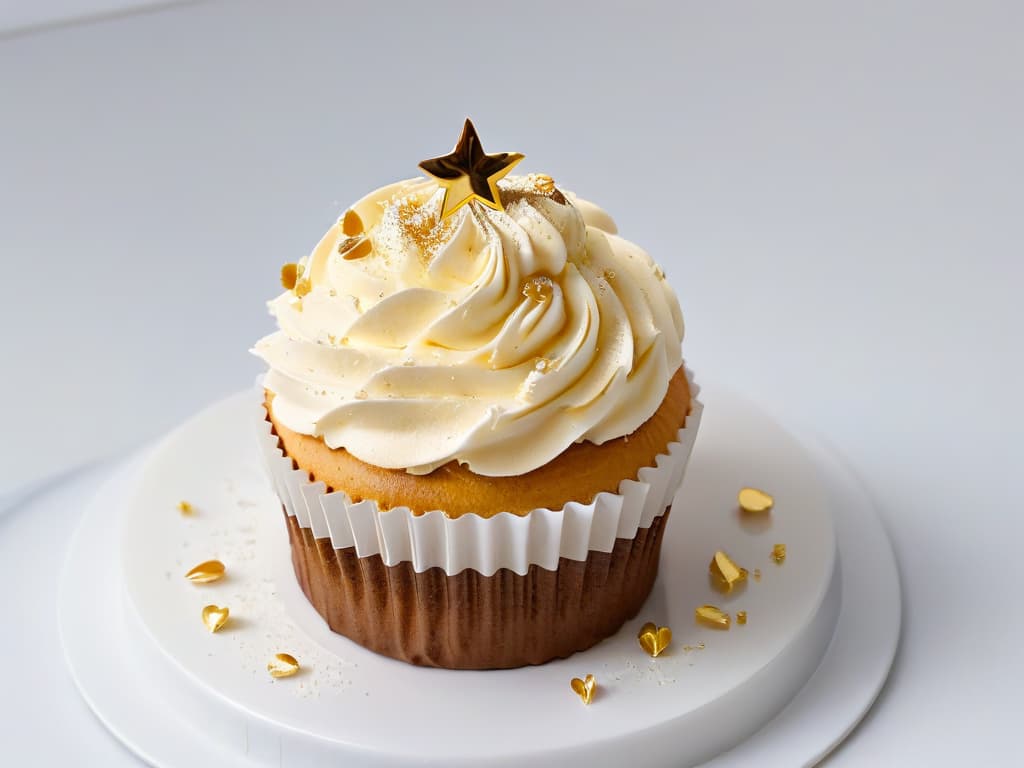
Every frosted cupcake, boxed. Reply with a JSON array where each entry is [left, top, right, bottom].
[[254, 121, 701, 669]]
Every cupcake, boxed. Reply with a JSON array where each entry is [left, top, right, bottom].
[[253, 120, 701, 669]]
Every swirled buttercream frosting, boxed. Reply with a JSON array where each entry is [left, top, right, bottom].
[[254, 174, 684, 476]]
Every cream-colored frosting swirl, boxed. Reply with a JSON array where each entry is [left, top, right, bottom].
[[253, 175, 684, 476]]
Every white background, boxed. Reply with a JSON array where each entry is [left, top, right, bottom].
[[1, 1, 1021, 765]]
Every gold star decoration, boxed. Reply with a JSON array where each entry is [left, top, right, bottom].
[[418, 119, 524, 219]]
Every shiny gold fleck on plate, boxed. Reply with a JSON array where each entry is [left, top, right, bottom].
[[176, 500, 193, 515], [341, 209, 364, 236], [772, 543, 787, 564], [737, 610, 748, 625], [709, 550, 748, 593], [637, 622, 672, 657], [184, 559, 225, 584], [570, 674, 597, 705], [268, 653, 300, 678], [695, 604, 731, 630], [738, 487, 774, 514], [201, 605, 229, 633]]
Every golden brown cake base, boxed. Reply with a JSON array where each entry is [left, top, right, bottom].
[[284, 509, 670, 669]]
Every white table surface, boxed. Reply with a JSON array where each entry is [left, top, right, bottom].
[[1, 1, 1021, 765]]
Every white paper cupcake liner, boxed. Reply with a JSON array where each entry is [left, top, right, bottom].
[[255, 369, 702, 577]]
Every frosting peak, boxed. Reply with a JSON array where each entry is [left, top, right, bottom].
[[254, 175, 684, 476]]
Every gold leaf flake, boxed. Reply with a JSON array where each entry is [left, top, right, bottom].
[[176, 500, 194, 515], [294, 277, 312, 298], [522, 275, 554, 303], [184, 560, 225, 584], [339, 236, 373, 261], [771, 543, 787, 564], [695, 604, 731, 630], [737, 610, 748, 625], [637, 622, 672, 657], [531, 173, 556, 195], [268, 653, 300, 678], [709, 550, 748, 593], [201, 605, 229, 633], [341, 209, 364, 236], [738, 487, 774, 514], [570, 674, 597, 705]]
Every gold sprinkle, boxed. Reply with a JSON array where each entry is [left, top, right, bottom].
[[201, 605, 229, 633], [268, 653, 300, 678], [709, 550, 748, 593], [280, 262, 303, 291], [695, 605, 731, 630], [739, 487, 774, 514], [534, 357, 551, 373], [531, 173, 556, 195], [637, 622, 672, 657], [754, 568, 762, 582], [176, 500, 194, 515], [341, 209, 364, 236], [737, 610, 748, 625], [522, 275, 554, 303], [294, 277, 312, 298], [354, 389, 368, 400], [570, 674, 597, 705], [603, 269, 616, 281], [184, 560, 225, 584], [771, 543, 787, 564]]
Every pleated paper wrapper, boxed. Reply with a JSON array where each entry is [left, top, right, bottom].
[[255, 371, 702, 578]]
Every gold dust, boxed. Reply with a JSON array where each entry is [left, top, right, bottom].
[[522, 275, 554, 303], [341, 209, 364, 236], [280, 262, 303, 291], [184, 560, 225, 584], [176, 500, 194, 515], [201, 605, 229, 633], [771, 543, 787, 564], [570, 674, 597, 705], [754, 568, 762, 582], [709, 550, 748, 593], [637, 622, 672, 658], [739, 487, 774, 514], [394, 195, 456, 260], [268, 653, 300, 678], [737, 610, 748, 625], [695, 604, 731, 630]]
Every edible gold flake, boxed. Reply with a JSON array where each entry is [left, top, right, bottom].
[[637, 622, 672, 657], [737, 611, 748, 625], [534, 357, 551, 373], [738, 487, 774, 514], [341, 209, 364, 236], [522, 275, 554, 303], [176, 500, 194, 515], [531, 173, 556, 195], [771, 543, 787, 564], [184, 559, 225, 584], [294, 277, 312, 298], [603, 269, 616, 281], [280, 262, 303, 291], [695, 605, 731, 630], [419, 119, 524, 219], [268, 653, 300, 678], [709, 550, 748, 593], [201, 604, 229, 633], [570, 674, 597, 705], [338, 236, 372, 261]]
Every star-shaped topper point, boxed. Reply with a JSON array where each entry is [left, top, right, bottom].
[[419, 119, 524, 219]]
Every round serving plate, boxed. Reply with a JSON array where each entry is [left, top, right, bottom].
[[48, 385, 900, 767]]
